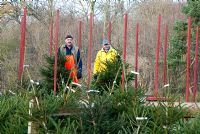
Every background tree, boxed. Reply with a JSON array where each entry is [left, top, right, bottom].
[[168, 0, 200, 92], [40, 55, 71, 94]]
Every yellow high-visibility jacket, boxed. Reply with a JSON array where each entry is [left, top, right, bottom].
[[93, 47, 117, 74]]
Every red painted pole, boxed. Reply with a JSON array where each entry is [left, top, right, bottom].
[[122, 13, 128, 91], [163, 24, 168, 85], [193, 26, 199, 102], [135, 23, 139, 89], [18, 7, 27, 81], [87, 13, 93, 89], [22, 7, 27, 75], [78, 20, 82, 49], [108, 21, 112, 44], [54, 10, 59, 95], [49, 19, 53, 56], [18, 16, 24, 81], [186, 17, 191, 102], [154, 15, 161, 97]]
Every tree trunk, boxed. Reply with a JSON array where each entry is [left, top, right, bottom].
[[103, 0, 110, 39]]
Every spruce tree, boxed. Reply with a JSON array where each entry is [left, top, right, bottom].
[[168, 0, 200, 91], [91, 56, 135, 94], [40, 55, 71, 93]]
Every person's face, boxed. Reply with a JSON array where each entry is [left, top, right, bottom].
[[103, 44, 110, 50], [65, 38, 73, 47]]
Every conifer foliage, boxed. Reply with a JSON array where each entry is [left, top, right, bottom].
[[92, 57, 135, 93], [168, 0, 200, 91], [168, 0, 200, 68], [40, 55, 71, 93]]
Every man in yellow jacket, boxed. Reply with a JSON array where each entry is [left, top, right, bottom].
[[93, 39, 118, 77]]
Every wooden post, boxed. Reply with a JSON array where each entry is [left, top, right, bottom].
[[78, 20, 82, 49], [54, 10, 59, 95], [122, 13, 128, 91], [49, 19, 53, 56], [18, 7, 27, 81], [186, 17, 191, 102], [135, 23, 139, 89], [154, 15, 161, 97], [87, 13, 93, 89], [193, 26, 199, 102], [163, 24, 168, 85], [108, 21, 112, 44]]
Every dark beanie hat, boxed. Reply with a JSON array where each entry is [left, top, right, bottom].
[[65, 35, 73, 39]]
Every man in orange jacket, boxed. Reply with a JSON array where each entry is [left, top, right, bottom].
[[58, 35, 82, 83]]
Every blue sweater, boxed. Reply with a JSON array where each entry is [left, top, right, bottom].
[[59, 45, 82, 79]]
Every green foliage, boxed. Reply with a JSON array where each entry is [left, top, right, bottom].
[[72, 89, 144, 133], [168, 21, 187, 68], [146, 104, 187, 133], [91, 58, 135, 93], [182, 0, 200, 24], [0, 95, 29, 133], [0, 85, 81, 133], [167, 22, 187, 91], [40, 55, 71, 93], [0, 85, 197, 133], [31, 93, 64, 120], [168, 0, 200, 92], [168, 0, 200, 68], [47, 117, 79, 134], [182, 114, 200, 134]]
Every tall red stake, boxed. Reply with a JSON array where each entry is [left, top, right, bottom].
[[193, 26, 199, 102], [163, 24, 168, 85], [186, 17, 191, 102], [87, 13, 93, 89], [78, 20, 82, 49], [18, 16, 24, 81], [49, 19, 53, 56], [135, 23, 139, 89], [122, 13, 128, 91], [54, 10, 59, 95], [154, 15, 161, 97], [18, 7, 27, 81], [108, 21, 112, 44]]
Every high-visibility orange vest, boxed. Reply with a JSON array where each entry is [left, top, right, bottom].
[[65, 55, 78, 83]]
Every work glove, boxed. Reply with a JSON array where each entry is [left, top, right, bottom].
[[77, 70, 82, 79], [93, 74, 98, 80]]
